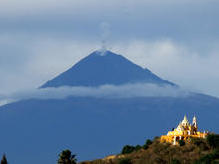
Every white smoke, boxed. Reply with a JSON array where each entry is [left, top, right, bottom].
[[0, 83, 190, 106], [99, 22, 111, 56]]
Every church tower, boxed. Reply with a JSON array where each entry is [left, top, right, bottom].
[[193, 115, 197, 128], [182, 115, 190, 126]]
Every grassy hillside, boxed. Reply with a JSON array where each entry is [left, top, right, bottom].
[[80, 135, 219, 164]]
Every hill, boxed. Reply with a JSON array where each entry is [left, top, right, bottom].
[[81, 134, 219, 164]]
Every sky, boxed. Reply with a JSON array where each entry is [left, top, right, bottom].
[[0, 0, 219, 97]]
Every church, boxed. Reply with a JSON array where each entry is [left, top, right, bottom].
[[160, 115, 208, 145]]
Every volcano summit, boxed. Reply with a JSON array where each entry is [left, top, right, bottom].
[[41, 50, 175, 88]]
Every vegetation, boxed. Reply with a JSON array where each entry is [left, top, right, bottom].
[[121, 145, 136, 154], [118, 158, 132, 164], [178, 140, 185, 146], [143, 139, 153, 150], [191, 137, 209, 151], [58, 149, 77, 164], [2, 134, 219, 164], [207, 134, 219, 149], [170, 159, 180, 164], [121, 139, 153, 154], [80, 134, 219, 164], [1, 154, 8, 164]]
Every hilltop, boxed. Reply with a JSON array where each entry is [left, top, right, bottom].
[[80, 134, 219, 164]]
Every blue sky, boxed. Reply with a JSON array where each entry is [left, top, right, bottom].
[[0, 0, 219, 97]]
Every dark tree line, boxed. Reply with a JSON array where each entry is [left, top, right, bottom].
[[121, 139, 153, 154]]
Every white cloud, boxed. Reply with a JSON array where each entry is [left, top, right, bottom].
[[0, 83, 190, 106], [113, 40, 219, 97], [0, 35, 99, 94]]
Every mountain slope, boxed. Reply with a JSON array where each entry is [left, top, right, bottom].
[[0, 94, 219, 164], [41, 50, 175, 88]]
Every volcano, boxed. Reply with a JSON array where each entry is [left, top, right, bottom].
[[41, 50, 175, 88], [0, 50, 218, 164]]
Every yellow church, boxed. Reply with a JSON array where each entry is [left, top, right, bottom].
[[160, 115, 208, 145]]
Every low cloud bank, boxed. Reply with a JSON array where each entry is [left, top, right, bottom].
[[0, 83, 190, 106]]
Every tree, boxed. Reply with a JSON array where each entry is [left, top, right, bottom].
[[121, 145, 136, 154], [207, 134, 219, 149], [118, 158, 132, 164], [135, 145, 142, 151], [1, 154, 8, 164], [171, 159, 180, 164], [58, 150, 77, 164], [145, 139, 153, 146], [178, 140, 185, 146], [199, 154, 214, 163], [191, 137, 209, 151], [143, 139, 153, 150]]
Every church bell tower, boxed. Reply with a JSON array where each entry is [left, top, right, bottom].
[[193, 116, 197, 128]]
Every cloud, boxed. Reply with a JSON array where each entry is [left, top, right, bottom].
[[112, 39, 219, 97], [0, 35, 219, 98], [0, 35, 99, 94], [0, 83, 190, 106], [0, 0, 219, 98], [0, 0, 218, 43], [0, 99, 15, 107]]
